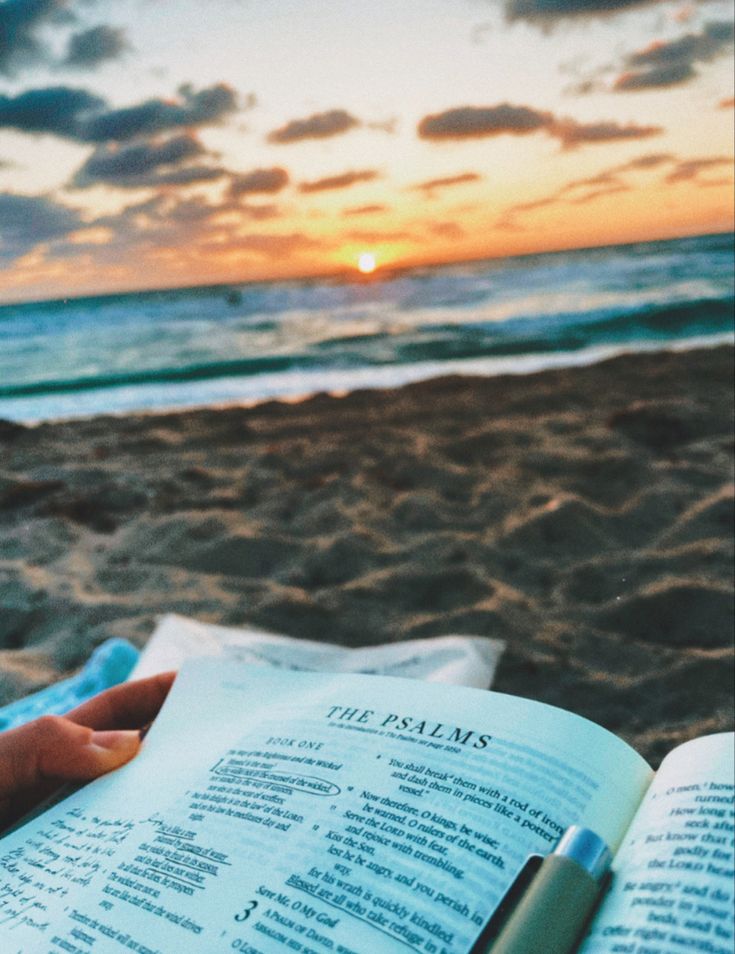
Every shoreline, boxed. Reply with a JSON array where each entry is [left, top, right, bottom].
[[1, 344, 733, 766], [2, 332, 733, 426]]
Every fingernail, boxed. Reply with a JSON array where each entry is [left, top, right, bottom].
[[90, 730, 140, 752]]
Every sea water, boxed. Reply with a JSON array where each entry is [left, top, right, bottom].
[[1, 232, 732, 422]]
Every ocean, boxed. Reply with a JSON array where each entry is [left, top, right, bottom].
[[1, 231, 733, 423]]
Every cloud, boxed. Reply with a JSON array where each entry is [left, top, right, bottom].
[[418, 102, 660, 149], [497, 150, 730, 229], [200, 232, 324, 259], [63, 24, 130, 69], [14, 187, 321, 283], [79, 82, 238, 142], [615, 151, 674, 170], [614, 21, 735, 91], [298, 169, 378, 193], [346, 229, 413, 243], [428, 221, 466, 239], [501, 195, 559, 220], [413, 172, 482, 194], [93, 194, 212, 233], [665, 156, 733, 182], [0, 85, 106, 137], [72, 134, 211, 187], [550, 117, 661, 148], [0, 191, 82, 261], [0, 82, 239, 143], [567, 183, 630, 204], [418, 104, 550, 140], [342, 204, 387, 216], [228, 167, 289, 197], [504, 0, 657, 27], [0, 0, 67, 76], [267, 109, 360, 144], [238, 203, 281, 221]]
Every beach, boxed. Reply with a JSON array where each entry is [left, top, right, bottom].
[[0, 344, 732, 767]]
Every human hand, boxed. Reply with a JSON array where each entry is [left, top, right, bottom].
[[0, 671, 175, 831]]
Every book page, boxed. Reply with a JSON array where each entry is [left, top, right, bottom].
[[0, 661, 651, 953], [580, 733, 734, 954], [130, 612, 505, 688]]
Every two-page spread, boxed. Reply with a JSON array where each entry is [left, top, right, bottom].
[[0, 661, 732, 953]]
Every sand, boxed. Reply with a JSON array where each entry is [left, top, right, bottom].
[[0, 345, 732, 766]]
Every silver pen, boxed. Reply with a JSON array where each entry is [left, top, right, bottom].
[[470, 826, 613, 954]]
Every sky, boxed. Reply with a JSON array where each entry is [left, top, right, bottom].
[[0, 0, 733, 302]]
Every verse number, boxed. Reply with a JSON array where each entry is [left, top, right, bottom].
[[234, 900, 258, 923]]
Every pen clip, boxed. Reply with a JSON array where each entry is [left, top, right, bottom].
[[467, 853, 543, 954]]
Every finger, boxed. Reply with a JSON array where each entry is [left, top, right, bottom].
[[66, 670, 176, 731], [0, 716, 140, 799]]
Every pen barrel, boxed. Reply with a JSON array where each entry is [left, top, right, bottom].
[[489, 855, 601, 954]]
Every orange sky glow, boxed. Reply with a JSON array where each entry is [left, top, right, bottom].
[[0, 0, 732, 302]]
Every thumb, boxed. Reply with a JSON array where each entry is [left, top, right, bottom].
[[49, 726, 142, 780], [0, 716, 141, 797]]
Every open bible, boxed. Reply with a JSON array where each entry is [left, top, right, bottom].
[[0, 661, 732, 954]]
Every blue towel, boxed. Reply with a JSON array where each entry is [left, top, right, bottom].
[[0, 638, 140, 732]]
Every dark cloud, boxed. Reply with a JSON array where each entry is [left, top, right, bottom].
[[0, 0, 67, 76], [0, 191, 82, 261], [0, 82, 239, 143], [418, 102, 660, 149], [665, 156, 733, 182], [413, 172, 481, 193], [504, 0, 655, 27], [72, 134, 209, 187], [267, 109, 360, 144], [615, 21, 735, 91], [342, 204, 387, 216], [228, 167, 289, 197], [0, 85, 105, 137], [418, 104, 550, 140], [63, 24, 130, 69], [299, 170, 378, 193], [79, 82, 238, 142], [551, 117, 661, 148], [615, 61, 695, 89]]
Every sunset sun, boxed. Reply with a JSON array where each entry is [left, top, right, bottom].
[[357, 252, 377, 274]]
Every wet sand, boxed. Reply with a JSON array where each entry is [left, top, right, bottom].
[[0, 344, 732, 765]]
